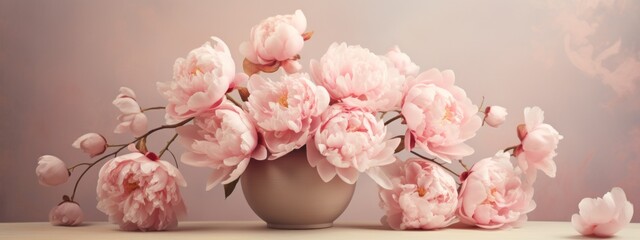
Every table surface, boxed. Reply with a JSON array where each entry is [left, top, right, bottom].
[[0, 221, 638, 240]]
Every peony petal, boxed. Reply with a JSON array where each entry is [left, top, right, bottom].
[[336, 167, 359, 184], [316, 159, 337, 183]]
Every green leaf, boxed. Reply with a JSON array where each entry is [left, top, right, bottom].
[[223, 178, 239, 199]]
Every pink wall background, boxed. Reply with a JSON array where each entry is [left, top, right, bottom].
[[1, 0, 638, 223]]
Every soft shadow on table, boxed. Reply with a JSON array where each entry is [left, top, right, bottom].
[[172, 222, 270, 232], [335, 222, 480, 231], [562, 235, 617, 239]]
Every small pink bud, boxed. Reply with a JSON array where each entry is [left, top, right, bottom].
[[484, 106, 507, 127], [517, 124, 528, 141], [72, 133, 107, 157], [36, 155, 69, 187], [49, 201, 84, 226]]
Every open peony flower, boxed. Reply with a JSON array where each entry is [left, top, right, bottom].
[[177, 102, 267, 190], [384, 46, 419, 77], [49, 201, 83, 226], [572, 187, 634, 237], [72, 133, 107, 157], [246, 73, 329, 159], [515, 106, 563, 182], [36, 155, 69, 187], [379, 159, 458, 230], [112, 87, 148, 137], [96, 152, 187, 231], [306, 103, 400, 187], [157, 37, 239, 123], [310, 42, 404, 111], [484, 106, 507, 128], [402, 69, 482, 163], [457, 151, 535, 229], [240, 9, 307, 74]]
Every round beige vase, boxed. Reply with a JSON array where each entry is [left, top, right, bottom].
[[240, 146, 356, 229]]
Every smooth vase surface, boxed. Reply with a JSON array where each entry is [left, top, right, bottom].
[[241, 147, 356, 229]]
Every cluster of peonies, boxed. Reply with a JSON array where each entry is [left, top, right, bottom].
[[35, 9, 633, 235], [379, 107, 560, 230], [36, 87, 188, 231]]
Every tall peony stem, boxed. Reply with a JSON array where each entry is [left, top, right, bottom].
[[141, 106, 165, 112], [226, 94, 243, 108], [67, 162, 91, 172], [384, 114, 404, 126], [158, 133, 178, 159], [69, 117, 194, 201], [410, 150, 460, 177]]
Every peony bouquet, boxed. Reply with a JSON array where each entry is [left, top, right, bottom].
[[35, 9, 632, 235]]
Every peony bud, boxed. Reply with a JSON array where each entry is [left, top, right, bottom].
[[36, 155, 69, 187], [72, 133, 107, 157], [484, 106, 508, 127], [49, 201, 84, 226]]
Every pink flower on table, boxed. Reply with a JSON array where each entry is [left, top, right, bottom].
[[36, 155, 69, 187], [457, 151, 535, 229], [246, 73, 329, 159], [310, 42, 404, 112], [484, 106, 508, 128], [71, 133, 107, 157], [306, 104, 401, 187], [379, 159, 458, 230], [402, 69, 482, 163], [515, 106, 563, 182], [158, 37, 239, 123], [240, 9, 308, 74], [384, 46, 419, 77], [177, 102, 267, 190], [571, 187, 634, 237], [112, 87, 148, 137], [96, 152, 187, 231], [49, 201, 84, 226]]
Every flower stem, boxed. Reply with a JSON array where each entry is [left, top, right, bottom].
[[106, 143, 128, 148], [167, 149, 179, 169], [458, 159, 469, 171], [410, 151, 460, 177], [67, 162, 91, 171], [226, 94, 242, 108], [477, 96, 486, 112], [69, 117, 194, 201], [384, 114, 403, 126], [503, 145, 518, 154], [158, 133, 178, 159], [141, 106, 165, 112]]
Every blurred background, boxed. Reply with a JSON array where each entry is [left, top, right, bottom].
[[1, 0, 638, 223]]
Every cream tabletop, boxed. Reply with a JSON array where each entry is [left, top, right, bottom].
[[0, 221, 638, 240]]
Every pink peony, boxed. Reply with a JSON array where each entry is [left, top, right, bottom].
[[177, 102, 267, 190], [246, 73, 329, 159], [157, 37, 238, 123], [310, 42, 404, 111], [306, 104, 400, 187], [384, 46, 419, 77], [402, 69, 482, 163], [240, 9, 307, 74], [96, 152, 187, 231], [49, 201, 84, 226], [457, 151, 535, 229], [72, 133, 107, 157], [484, 106, 508, 128], [112, 87, 148, 137], [571, 187, 634, 237], [379, 159, 458, 230], [36, 155, 69, 187], [515, 106, 563, 181]]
